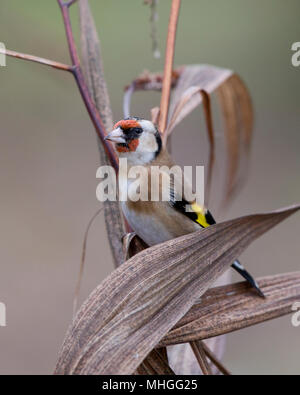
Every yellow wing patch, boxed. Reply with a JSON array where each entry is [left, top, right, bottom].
[[190, 203, 211, 228]]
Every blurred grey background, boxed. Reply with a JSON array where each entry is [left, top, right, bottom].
[[0, 0, 299, 374]]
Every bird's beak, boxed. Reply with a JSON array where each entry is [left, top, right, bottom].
[[104, 127, 126, 144]]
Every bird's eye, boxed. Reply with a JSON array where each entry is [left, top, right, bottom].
[[131, 127, 143, 135]]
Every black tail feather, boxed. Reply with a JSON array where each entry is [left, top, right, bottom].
[[231, 260, 265, 298]]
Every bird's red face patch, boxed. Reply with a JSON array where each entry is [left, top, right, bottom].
[[116, 138, 139, 153], [113, 119, 140, 130], [113, 119, 141, 153]]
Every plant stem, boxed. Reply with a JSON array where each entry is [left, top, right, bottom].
[[57, 0, 118, 171], [159, 0, 181, 134], [190, 341, 212, 375], [201, 341, 231, 375], [0, 48, 73, 72]]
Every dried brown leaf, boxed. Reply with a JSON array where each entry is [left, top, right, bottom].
[[125, 233, 229, 375], [54, 204, 299, 375], [160, 271, 300, 346], [137, 349, 175, 375], [79, 0, 125, 267], [123, 233, 172, 374], [166, 65, 233, 136], [217, 74, 254, 205], [166, 65, 253, 206]]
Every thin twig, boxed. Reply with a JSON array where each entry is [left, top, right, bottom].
[[0, 48, 73, 72], [190, 341, 213, 375], [1, 1, 117, 174], [201, 341, 231, 375], [65, 0, 78, 6], [158, 0, 181, 134], [200, 90, 215, 206], [73, 208, 103, 320], [57, 0, 118, 171]]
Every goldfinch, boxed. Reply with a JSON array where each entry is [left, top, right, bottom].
[[105, 117, 264, 297]]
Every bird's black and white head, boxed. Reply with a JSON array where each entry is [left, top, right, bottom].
[[105, 117, 162, 165]]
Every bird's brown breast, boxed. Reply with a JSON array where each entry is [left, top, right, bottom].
[[121, 149, 199, 245]]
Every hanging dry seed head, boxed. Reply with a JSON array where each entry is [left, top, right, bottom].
[[144, 0, 161, 59]]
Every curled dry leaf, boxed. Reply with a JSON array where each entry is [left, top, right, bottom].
[[123, 69, 181, 119], [217, 74, 253, 204], [166, 66, 253, 206], [54, 204, 299, 375], [166, 65, 232, 136], [79, 0, 125, 267], [160, 271, 300, 346]]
